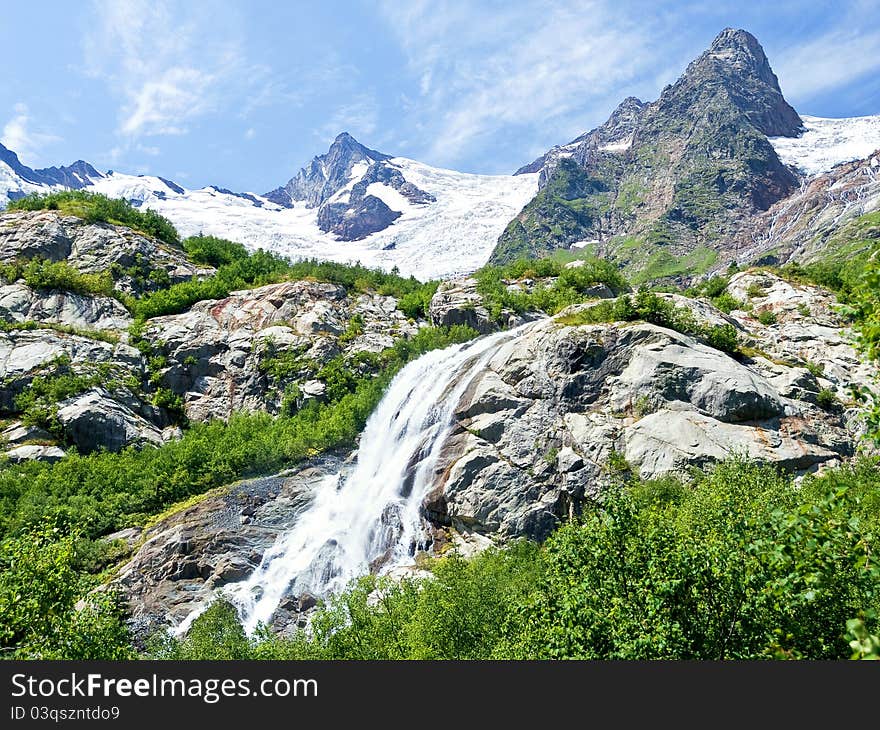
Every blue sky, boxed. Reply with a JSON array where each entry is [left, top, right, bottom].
[[2, 0, 879, 192]]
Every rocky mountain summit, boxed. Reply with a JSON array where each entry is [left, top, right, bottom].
[[0, 142, 98, 197], [493, 29, 807, 274], [264, 132, 437, 241]]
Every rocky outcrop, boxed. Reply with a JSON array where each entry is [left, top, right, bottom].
[[0, 281, 131, 331], [429, 279, 497, 334], [735, 150, 880, 267], [0, 211, 213, 294], [426, 272, 874, 540], [56, 388, 169, 454], [4, 444, 66, 463], [264, 132, 392, 209], [143, 280, 418, 422], [113, 455, 346, 641], [317, 194, 402, 240], [0, 328, 142, 412]]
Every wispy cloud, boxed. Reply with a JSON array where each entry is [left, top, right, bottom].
[[318, 95, 380, 143], [378, 0, 681, 169], [82, 0, 248, 141], [1, 102, 61, 162], [776, 18, 880, 102]]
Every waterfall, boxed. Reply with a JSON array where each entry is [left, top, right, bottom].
[[183, 326, 523, 635]]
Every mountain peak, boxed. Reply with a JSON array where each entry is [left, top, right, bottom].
[[671, 28, 802, 137], [265, 133, 392, 208]]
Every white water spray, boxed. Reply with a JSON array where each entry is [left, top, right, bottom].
[[187, 327, 522, 634]]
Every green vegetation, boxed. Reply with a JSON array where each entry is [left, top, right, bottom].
[[555, 289, 740, 354], [491, 159, 612, 264], [757, 309, 777, 326], [473, 256, 628, 322], [685, 275, 743, 313], [816, 388, 839, 411], [8, 190, 180, 248], [631, 246, 718, 285], [0, 258, 115, 298], [11, 356, 139, 438], [148, 457, 880, 660], [0, 318, 119, 344], [0, 523, 132, 659]]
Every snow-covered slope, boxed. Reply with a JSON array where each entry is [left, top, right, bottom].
[[88, 161, 538, 281], [770, 115, 880, 177]]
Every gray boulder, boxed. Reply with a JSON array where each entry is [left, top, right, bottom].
[[0, 282, 131, 331], [429, 279, 496, 334], [4, 444, 66, 463], [56, 388, 164, 453]]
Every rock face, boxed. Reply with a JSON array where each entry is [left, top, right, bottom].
[[264, 132, 392, 209], [429, 279, 497, 334], [0, 281, 131, 331], [425, 271, 873, 540], [113, 455, 346, 642], [143, 279, 419, 422], [493, 28, 801, 273], [735, 150, 880, 267], [4, 444, 66, 463], [0, 211, 212, 294], [56, 388, 168, 454]]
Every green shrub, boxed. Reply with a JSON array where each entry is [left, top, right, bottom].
[[0, 258, 115, 298], [0, 523, 132, 659], [817, 388, 839, 411], [557, 290, 739, 354], [473, 256, 628, 321], [757, 309, 777, 326]]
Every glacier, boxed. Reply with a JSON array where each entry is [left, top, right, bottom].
[[769, 114, 880, 177]]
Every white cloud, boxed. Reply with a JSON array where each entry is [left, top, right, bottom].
[[318, 95, 380, 143], [83, 0, 247, 141], [776, 26, 880, 102], [1, 102, 61, 163], [244, 127, 256, 140], [377, 0, 681, 168]]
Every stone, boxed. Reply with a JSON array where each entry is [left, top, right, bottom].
[[2, 421, 53, 445], [56, 388, 164, 453], [0, 282, 131, 331], [429, 278, 496, 334], [5, 444, 66, 463]]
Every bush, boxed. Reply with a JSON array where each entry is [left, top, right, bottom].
[[0, 258, 115, 298], [817, 388, 839, 411], [557, 290, 739, 354], [473, 256, 628, 321], [0, 523, 132, 658], [757, 309, 777, 326], [129, 238, 441, 321]]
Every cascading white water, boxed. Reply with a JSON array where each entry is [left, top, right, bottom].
[[195, 327, 524, 634]]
